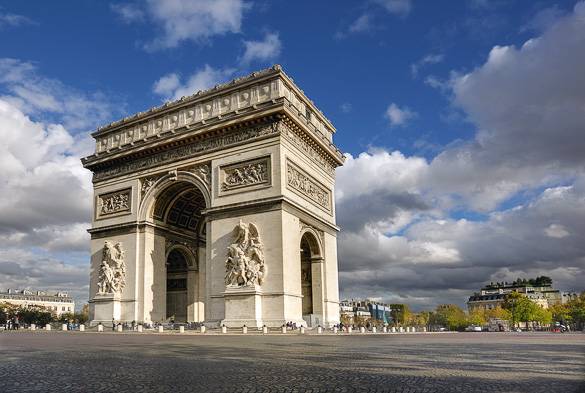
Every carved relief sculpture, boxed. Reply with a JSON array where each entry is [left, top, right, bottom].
[[286, 161, 331, 212], [222, 159, 269, 192], [96, 241, 126, 295], [140, 176, 159, 199], [225, 221, 266, 288], [189, 163, 211, 188], [97, 189, 131, 217]]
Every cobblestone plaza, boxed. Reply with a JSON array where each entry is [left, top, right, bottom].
[[1, 331, 584, 392]]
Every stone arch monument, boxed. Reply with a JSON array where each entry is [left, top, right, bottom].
[[82, 65, 344, 327]]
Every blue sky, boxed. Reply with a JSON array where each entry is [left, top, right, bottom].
[[1, 0, 584, 310]]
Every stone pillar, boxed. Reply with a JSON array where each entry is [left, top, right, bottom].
[[30, 324, 36, 331], [300, 326, 305, 334], [221, 325, 227, 334], [360, 326, 365, 333], [281, 325, 287, 334], [317, 325, 323, 334], [372, 326, 377, 333], [179, 326, 185, 333], [92, 294, 122, 325], [79, 325, 85, 332], [137, 325, 143, 332], [348, 326, 352, 334], [391, 326, 396, 333], [263, 325, 268, 334], [200, 325, 206, 334], [242, 325, 248, 334], [221, 286, 264, 328], [117, 324, 123, 332], [46, 324, 51, 331], [62, 324, 68, 331], [158, 325, 164, 333], [333, 326, 338, 334], [97, 324, 104, 332], [383, 326, 387, 333]]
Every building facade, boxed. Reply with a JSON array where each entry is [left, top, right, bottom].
[[0, 289, 75, 315], [467, 282, 575, 311], [81, 66, 344, 328], [340, 299, 393, 325]]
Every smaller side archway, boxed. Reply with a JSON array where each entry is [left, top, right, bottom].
[[299, 229, 324, 325]]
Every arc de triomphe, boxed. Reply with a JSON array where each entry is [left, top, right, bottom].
[[82, 65, 344, 328]]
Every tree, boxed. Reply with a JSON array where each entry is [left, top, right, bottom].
[[389, 304, 411, 326], [503, 292, 544, 328], [533, 307, 552, 326], [467, 309, 487, 326], [18, 305, 54, 326], [566, 292, 585, 330], [431, 304, 467, 331], [549, 303, 570, 324], [59, 312, 75, 323], [74, 304, 90, 324], [485, 306, 511, 321], [408, 311, 431, 327]]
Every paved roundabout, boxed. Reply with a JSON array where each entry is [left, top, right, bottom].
[[1, 331, 584, 392]]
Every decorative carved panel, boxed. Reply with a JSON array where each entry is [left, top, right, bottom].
[[96, 188, 131, 219], [219, 156, 271, 194], [186, 162, 211, 188], [140, 175, 161, 200], [286, 160, 331, 213]]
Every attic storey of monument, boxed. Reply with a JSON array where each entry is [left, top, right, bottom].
[[82, 65, 344, 328]]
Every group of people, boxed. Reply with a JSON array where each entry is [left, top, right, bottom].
[[4, 317, 20, 330], [285, 321, 299, 330]]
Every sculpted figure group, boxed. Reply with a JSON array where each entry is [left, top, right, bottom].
[[97, 241, 126, 295], [225, 221, 266, 287]]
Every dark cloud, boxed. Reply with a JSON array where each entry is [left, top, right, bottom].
[[336, 4, 585, 309]]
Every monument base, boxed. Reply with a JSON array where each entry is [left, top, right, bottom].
[[90, 294, 121, 326], [221, 285, 264, 328]]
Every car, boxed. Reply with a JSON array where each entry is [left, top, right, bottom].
[[465, 325, 483, 332]]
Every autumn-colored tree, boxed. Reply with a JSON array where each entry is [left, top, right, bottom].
[[485, 306, 511, 321], [430, 304, 467, 331], [566, 292, 585, 330], [467, 308, 487, 326]]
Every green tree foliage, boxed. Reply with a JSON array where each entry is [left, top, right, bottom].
[[0, 302, 55, 326], [566, 292, 585, 330], [389, 304, 411, 325], [486, 276, 553, 289], [430, 304, 467, 331]]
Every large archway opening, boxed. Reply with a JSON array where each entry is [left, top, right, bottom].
[[151, 180, 207, 323]]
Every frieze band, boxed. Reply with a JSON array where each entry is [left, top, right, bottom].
[[286, 160, 331, 213], [93, 121, 283, 181]]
